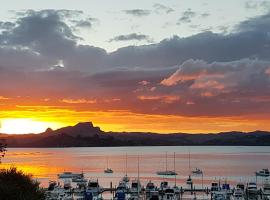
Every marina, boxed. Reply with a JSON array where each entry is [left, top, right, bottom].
[[2, 146, 270, 200], [45, 170, 270, 200]]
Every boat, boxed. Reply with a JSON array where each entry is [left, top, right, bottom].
[[122, 174, 130, 182], [192, 168, 203, 175], [148, 190, 159, 200], [156, 152, 177, 176], [230, 188, 245, 200], [246, 182, 257, 194], [236, 183, 245, 191], [211, 182, 220, 192], [157, 170, 178, 176], [263, 180, 270, 200], [213, 191, 227, 200], [58, 172, 84, 179], [114, 181, 129, 200], [163, 188, 177, 200], [221, 183, 233, 195], [256, 168, 270, 177], [159, 181, 169, 194], [64, 180, 72, 190], [104, 156, 114, 173], [130, 179, 142, 194], [88, 179, 101, 195], [104, 168, 114, 173], [116, 181, 129, 193], [122, 154, 130, 182]]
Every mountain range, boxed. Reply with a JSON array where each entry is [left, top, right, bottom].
[[0, 122, 270, 147]]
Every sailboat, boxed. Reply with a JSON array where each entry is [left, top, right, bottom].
[[186, 150, 193, 185], [122, 153, 130, 182], [104, 156, 114, 173], [156, 152, 178, 176]]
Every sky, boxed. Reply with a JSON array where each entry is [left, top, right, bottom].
[[0, 0, 270, 134]]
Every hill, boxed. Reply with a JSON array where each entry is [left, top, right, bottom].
[[0, 122, 270, 147]]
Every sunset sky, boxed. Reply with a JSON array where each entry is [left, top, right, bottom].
[[1, 0, 270, 134]]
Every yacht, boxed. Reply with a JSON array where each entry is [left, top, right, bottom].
[[88, 179, 101, 195], [213, 191, 227, 200], [63, 180, 72, 190], [221, 183, 233, 195], [159, 181, 169, 194], [145, 181, 156, 198], [236, 183, 245, 191], [230, 189, 245, 200], [148, 190, 159, 200], [247, 182, 257, 194], [256, 168, 270, 177], [211, 182, 220, 192], [130, 179, 142, 194], [263, 180, 270, 200], [163, 188, 177, 200], [116, 181, 129, 193]]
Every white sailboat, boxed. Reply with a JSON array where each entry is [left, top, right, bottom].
[[156, 152, 177, 176], [122, 153, 130, 182], [186, 150, 193, 185], [104, 156, 114, 173]]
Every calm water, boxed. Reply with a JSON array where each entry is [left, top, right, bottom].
[[1, 146, 270, 188]]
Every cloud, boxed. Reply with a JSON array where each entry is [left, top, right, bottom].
[[62, 98, 97, 104], [123, 9, 151, 17], [177, 8, 196, 24], [245, 1, 270, 10], [153, 3, 174, 14], [109, 33, 153, 43]]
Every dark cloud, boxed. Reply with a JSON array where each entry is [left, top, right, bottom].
[[1, 10, 270, 118], [177, 8, 196, 24], [153, 3, 174, 14], [109, 33, 153, 43], [123, 9, 151, 17]]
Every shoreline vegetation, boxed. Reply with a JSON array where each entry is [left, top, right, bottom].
[[0, 122, 270, 147], [0, 167, 45, 200]]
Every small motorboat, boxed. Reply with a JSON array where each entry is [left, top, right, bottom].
[[163, 188, 177, 200], [104, 168, 114, 173], [192, 168, 203, 175], [256, 168, 270, 177]]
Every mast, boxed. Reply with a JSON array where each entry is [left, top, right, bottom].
[[106, 156, 108, 169], [174, 152, 176, 186], [188, 150, 191, 174], [125, 153, 128, 176], [165, 152, 168, 172], [137, 154, 140, 180]]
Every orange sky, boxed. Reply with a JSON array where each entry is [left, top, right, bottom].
[[1, 102, 270, 134]]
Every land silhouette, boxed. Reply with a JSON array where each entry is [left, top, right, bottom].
[[0, 122, 270, 147]]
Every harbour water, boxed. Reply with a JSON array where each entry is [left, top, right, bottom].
[[1, 146, 270, 188]]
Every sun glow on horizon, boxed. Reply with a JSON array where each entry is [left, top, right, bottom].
[[0, 118, 61, 134]]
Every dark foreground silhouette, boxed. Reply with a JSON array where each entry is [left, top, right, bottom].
[[1, 122, 270, 147], [0, 167, 45, 200]]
